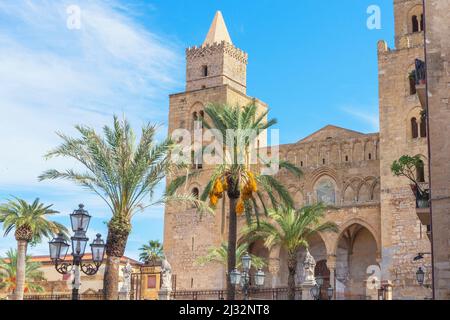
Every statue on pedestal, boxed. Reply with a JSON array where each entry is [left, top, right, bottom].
[[119, 259, 132, 300], [302, 249, 317, 286], [160, 256, 172, 291], [159, 255, 172, 300]]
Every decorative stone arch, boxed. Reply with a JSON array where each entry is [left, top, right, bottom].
[[306, 167, 339, 205], [341, 142, 352, 163], [332, 218, 381, 257], [364, 139, 377, 161], [342, 177, 363, 204], [288, 184, 304, 208], [329, 143, 340, 164], [334, 219, 380, 299], [370, 179, 381, 201], [352, 140, 364, 162], [357, 180, 372, 203], [407, 4, 424, 34], [297, 149, 306, 167], [286, 149, 297, 165], [318, 144, 329, 165], [307, 144, 318, 167]]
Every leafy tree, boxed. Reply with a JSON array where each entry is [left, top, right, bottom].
[[139, 240, 164, 264], [168, 103, 301, 299], [391, 155, 427, 198], [195, 242, 266, 270], [242, 204, 338, 300], [0, 198, 65, 300], [38, 116, 190, 300], [0, 249, 46, 295]]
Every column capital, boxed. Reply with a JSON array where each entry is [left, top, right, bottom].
[[326, 254, 337, 269]]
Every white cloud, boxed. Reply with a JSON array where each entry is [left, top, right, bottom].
[[0, 0, 182, 189], [341, 106, 379, 131], [0, 1, 181, 257]]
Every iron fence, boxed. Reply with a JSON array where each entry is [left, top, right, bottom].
[[171, 287, 302, 301], [19, 293, 104, 300]]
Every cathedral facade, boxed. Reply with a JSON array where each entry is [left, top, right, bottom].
[[164, 0, 432, 299]]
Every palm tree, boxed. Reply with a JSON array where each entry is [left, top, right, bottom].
[[196, 242, 266, 270], [139, 240, 164, 264], [0, 198, 66, 300], [242, 204, 338, 300], [39, 116, 181, 300], [0, 249, 46, 295], [167, 103, 302, 299]]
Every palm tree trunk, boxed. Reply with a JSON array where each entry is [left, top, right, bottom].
[[103, 222, 130, 300], [227, 196, 238, 300], [287, 252, 298, 300], [15, 240, 27, 300], [103, 255, 121, 300]]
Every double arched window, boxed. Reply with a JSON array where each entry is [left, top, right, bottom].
[[411, 116, 427, 139]]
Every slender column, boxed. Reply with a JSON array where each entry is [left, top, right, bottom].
[[327, 255, 337, 300]]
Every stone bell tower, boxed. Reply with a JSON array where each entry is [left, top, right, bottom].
[[164, 11, 267, 291], [377, 0, 431, 299], [186, 11, 248, 94]]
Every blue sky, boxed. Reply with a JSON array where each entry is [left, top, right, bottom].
[[0, 0, 395, 260]]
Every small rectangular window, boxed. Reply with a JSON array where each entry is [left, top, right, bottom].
[[202, 65, 208, 77], [147, 275, 157, 289]]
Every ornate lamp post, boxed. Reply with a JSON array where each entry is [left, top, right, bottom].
[[310, 276, 334, 300], [49, 204, 106, 300], [230, 253, 265, 300]]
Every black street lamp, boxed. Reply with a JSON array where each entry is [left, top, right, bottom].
[[310, 276, 334, 300], [49, 204, 106, 300], [230, 253, 265, 300]]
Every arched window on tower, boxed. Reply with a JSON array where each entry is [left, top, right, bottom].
[[192, 111, 198, 130], [416, 161, 425, 183], [412, 15, 419, 33], [409, 71, 417, 95], [411, 117, 419, 139], [191, 187, 199, 208], [202, 65, 208, 77], [420, 114, 427, 138]]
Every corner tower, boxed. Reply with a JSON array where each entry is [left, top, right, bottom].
[[164, 11, 267, 291], [378, 0, 431, 299]]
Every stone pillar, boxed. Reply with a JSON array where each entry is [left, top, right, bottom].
[[326, 255, 337, 300], [382, 280, 393, 300], [158, 288, 172, 300]]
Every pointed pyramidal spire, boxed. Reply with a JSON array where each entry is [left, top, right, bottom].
[[203, 11, 232, 46]]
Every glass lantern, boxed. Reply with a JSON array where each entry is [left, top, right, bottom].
[[316, 276, 324, 287], [310, 284, 320, 300], [327, 286, 334, 300], [90, 234, 106, 264], [71, 231, 89, 259], [254, 269, 265, 287], [241, 253, 252, 272], [230, 269, 241, 285], [416, 267, 425, 286], [49, 233, 69, 262], [70, 204, 91, 232]]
